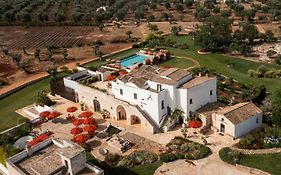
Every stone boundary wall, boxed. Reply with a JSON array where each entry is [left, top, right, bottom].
[[231, 147, 281, 155], [235, 164, 271, 175], [0, 46, 133, 99]]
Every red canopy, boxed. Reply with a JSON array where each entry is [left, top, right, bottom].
[[70, 127, 83, 135], [73, 134, 88, 143], [39, 111, 51, 118], [67, 106, 78, 113], [84, 117, 96, 125], [28, 134, 50, 147], [106, 75, 116, 81], [47, 111, 61, 120], [188, 121, 202, 128], [83, 125, 96, 133], [72, 119, 84, 126], [80, 111, 93, 118], [119, 70, 128, 75]]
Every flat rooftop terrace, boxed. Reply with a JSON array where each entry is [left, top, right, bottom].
[[16, 144, 63, 175]]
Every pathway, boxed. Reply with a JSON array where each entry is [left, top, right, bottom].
[[175, 56, 200, 71]]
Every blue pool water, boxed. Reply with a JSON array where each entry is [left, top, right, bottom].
[[120, 54, 150, 67]]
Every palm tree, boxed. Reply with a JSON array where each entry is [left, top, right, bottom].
[[22, 47, 27, 55], [2, 47, 9, 55], [34, 49, 41, 61], [170, 109, 184, 119]]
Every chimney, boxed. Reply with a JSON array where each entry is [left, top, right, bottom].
[[206, 73, 209, 77], [198, 73, 201, 77]]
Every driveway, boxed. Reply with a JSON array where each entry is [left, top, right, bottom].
[[154, 131, 267, 175]]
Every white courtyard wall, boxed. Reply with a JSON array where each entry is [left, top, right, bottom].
[[234, 113, 263, 138], [76, 84, 154, 133]]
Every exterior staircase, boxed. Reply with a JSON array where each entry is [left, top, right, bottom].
[[136, 105, 163, 133]]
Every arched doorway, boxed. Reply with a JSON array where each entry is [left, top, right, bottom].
[[93, 99, 101, 112], [130, 115, 141, 125], [116, 105, 126, 120]]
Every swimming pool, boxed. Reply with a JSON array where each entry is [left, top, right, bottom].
[[120, 54, 151, 67]]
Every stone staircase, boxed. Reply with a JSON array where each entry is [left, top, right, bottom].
[[136, 105, 163, 133]]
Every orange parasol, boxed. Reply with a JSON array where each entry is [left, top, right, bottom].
[[83, 117, 96, 125], [47, 111, 61, 120], [67, 106, 78, 113], [83, 125, 97, 133], [39, 111, 51, 118], [188, 121, 202, 128], [80, 111, 93, 118], [72, 118, 84, 126], [70, 127, 83, 135], [73, 134, 88, 144]]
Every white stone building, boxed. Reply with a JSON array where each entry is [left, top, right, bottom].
[[198, 102, 263, 138], [5, 138, 103, 175], [63, 65, 217, 133]]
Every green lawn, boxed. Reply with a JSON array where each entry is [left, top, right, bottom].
[[166, 35, 281, 93], [238, 153, 281, 175], [0, 77, 51, 132], [159, 56, 194, 69]]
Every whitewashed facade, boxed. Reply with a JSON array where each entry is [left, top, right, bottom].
[[64, 65, 217, 133]]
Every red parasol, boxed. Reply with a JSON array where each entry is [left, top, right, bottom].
[[47, 111, 61, 120], [83, 125, 97, 133], [188, 121, 202, 128], [72, 118, 84, 126], [80, 111, 93, 118], [119, 70, 128, 75], [67, 106, 78, 113], [70, 127, 83, 135], [106, 75, 116, 81], [73, 134, 88, 143], [83, 117, 96, 125], [39, 111, 51, 118]]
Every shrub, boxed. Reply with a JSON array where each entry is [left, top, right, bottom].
[[105, 153, 122, 166], [132, 43, 140, 48], [159, 153, 177, 163], [219, 147, 241, 164], [117, 150, 158, 168], [238, 135, 256, 148]]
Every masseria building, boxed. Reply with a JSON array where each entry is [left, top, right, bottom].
[[62, 65, 217, 133]]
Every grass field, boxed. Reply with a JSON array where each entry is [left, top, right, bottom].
[[0, 77, 51, 132], [159, 56, 194, 69], [167, 35, 281, 93], [238, 153, 281, 175]]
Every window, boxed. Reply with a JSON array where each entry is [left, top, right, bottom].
[[210, 90, 213, 96], [189, 99, 193, 104], [256, 117, 259, 123], [161, 100, 164, 109], [134, 93, 137, 99], [157, 84, 162, 91], [120, 89, 123, 95]]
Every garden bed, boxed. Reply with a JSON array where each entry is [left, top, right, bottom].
[[236, 127, 281, 149], [159, 137, 210, 163]]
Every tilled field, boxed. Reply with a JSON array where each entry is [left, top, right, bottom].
[[0, 26, 94, 49]]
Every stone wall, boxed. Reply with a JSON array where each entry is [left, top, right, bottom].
[[231, 147, 281, 154]]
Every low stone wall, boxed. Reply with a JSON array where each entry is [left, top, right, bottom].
[[231, 147, 281, 154]]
